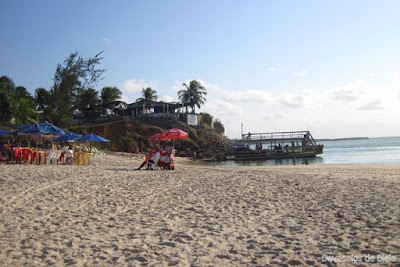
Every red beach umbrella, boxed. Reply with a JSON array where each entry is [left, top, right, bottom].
[[163, 128, 188, 140], [162, 128, 189, 148], [148, 133, 170, 141]]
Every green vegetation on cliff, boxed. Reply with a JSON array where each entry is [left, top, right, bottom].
[[70, 117, 230, 159]]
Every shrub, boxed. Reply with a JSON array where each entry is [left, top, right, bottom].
[[200, 113, 213, 126], [213, 119, 225, 135]]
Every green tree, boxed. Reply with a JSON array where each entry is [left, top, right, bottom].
[[0, 76, 36, 125], [213, 118, 225, 135], [15, 86, 33, 100], [178, 80, 207, 113], [49, 51, 106, 127], [136, 87, 158, 114], [77, 88, 99, 110], [101, 86, 122, 105], [14, 97, 36, 125], [34, 87, 51, 111], [0, 76, 16, 125], [76, 88, 100, 119]]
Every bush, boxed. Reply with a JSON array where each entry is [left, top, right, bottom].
[[200, 113, 213, 126], [213, 119, 225, 135]]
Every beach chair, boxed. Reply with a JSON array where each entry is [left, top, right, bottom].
[[91, 151, 104, 165], [33, 150, 46, 164], [65, 150, 74, 164], [12, 147, 22, 163], [46, 150, 59, 165], [59, 151, 66, 163], [21, 148, 33, 164], [84, 153, 93, 165]]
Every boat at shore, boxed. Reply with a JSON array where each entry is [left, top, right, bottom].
[[228, 130, 323, 161]]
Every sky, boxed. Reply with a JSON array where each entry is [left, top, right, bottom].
[[1, 0, 400, 139]]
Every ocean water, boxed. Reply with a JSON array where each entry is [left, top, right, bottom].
[[207, 137, 400, 166], [318, 136, 400, 165]]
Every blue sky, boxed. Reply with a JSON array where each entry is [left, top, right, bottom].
[[1, 0, 400, 138]]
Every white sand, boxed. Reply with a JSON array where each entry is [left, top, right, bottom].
[[0, 154, 399, 266]]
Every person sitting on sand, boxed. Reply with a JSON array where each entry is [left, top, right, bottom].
[[136, 147, 161, 170], [147, 147, 161, 170]]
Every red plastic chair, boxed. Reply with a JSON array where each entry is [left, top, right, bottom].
[[59, 152, 64, 163], [13, 147, 22, 163], [21, 148, 33, 164], [32, 149, 39, 164]]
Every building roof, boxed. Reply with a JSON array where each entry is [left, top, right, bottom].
[[127, 101, 183, 109]]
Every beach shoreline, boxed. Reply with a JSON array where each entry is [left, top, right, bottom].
[[1, 153, 399, 266]]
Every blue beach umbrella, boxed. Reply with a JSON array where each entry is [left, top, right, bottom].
[[75, 133, 110, 142], [15, 122, 66, 136], [53, 132, 82, 142], [12, 124, 33, 129], [0, 129, 10, 136]]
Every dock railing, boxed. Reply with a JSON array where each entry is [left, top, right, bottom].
[[239, 131, 317, 145]]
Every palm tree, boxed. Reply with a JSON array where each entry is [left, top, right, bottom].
[[178, 80, 207, 113], [101, 86, 122, 106], [136, 87, 158, 114], [78, 88, 99, 109], [76, 88, 100, 119]]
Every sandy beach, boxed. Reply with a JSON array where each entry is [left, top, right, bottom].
[[0, 153, 399, 266]]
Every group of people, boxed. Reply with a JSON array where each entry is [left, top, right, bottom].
[[0, 141, 101, 165]]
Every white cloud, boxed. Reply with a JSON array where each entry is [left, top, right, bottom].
[[357, 99, 385, 110], [261, 111, 286, 120], [205, 100, 244, 117], [208, 74, 400, 138], [119, 95, 129, 103], [197, 79, 221, 93], [267, 67, 276, 72], [100, 37, 112, 44], [222, 90, 271, 103], [393, 71, 400, 83], [294, 69, 308, 77], [171, 80, 183, 92], [280, 90, 311, 108], [332, 88, 360, 103], [330, 80, 367, 103], [172, 79, 221, 93], [121, 79, 159, 94], [161, 95, 175, 102], [120, 78, 159, 103]]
